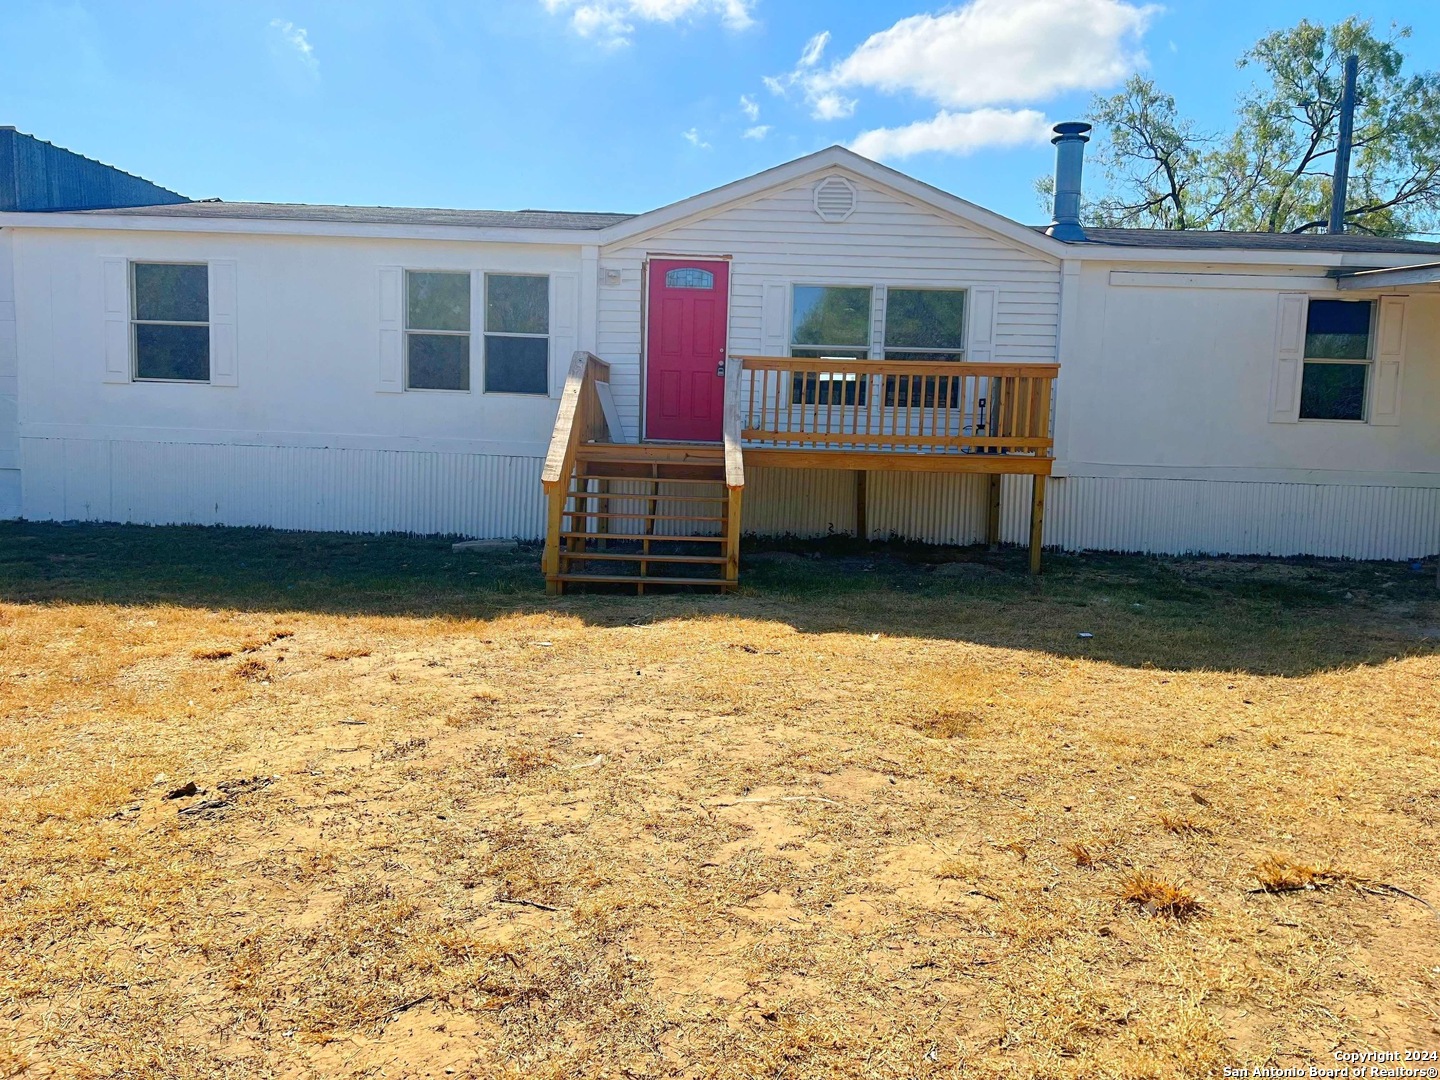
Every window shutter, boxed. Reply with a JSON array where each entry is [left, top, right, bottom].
[[101, 257, 130, 383], [1269, 292, 1306, 423], [967, 286, 997, 362], [760, 282, 788, 356], [1370, 295, 1405, 426], [208, 260, 238, 386], [550, 272, 578, 398], [377, 267, 403, 393]]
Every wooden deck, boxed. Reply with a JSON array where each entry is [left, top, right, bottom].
[[541, 353, 1058, 594]]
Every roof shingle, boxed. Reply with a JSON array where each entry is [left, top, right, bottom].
[[77, 201, 636, 230], [1045, 226, 1440, 255]]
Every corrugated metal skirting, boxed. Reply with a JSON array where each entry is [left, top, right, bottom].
[[18, 439, 1439, 558], [21, 438, 546, 538], [999, 475, 1440, 560], [745, 467, 988, 544]]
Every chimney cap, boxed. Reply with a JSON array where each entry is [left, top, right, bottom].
[[1051, 121, 1093, 143]]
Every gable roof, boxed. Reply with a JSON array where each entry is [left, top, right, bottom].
[[6, 141, 1440, 266], [1051, 226, 1440, 256], [594, 145, 1069, 259], [78, 201, 633, 230]]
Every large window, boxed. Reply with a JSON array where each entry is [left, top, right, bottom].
[[406, 271, 471, 391], [485, 274, 549, 395], [1299, 299, 1372, 421], [883, 288, 966, 407], [132, 263, 209, 382], [790, 285, 871, 404]]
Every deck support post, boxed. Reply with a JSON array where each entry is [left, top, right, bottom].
[[986, 474, 1002, 548], [725, 486, 743, 590], [854, 470, 868, 542], [1028, 475, 1046, 575], [543, 485, 565, 595]]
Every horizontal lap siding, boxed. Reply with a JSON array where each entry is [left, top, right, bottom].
[[21, 438, 546, 538], [598, 176, 1062, 442]]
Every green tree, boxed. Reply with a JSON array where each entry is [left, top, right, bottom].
[[1070, 18, 1440, 235]]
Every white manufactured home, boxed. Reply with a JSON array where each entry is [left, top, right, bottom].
[[0, 126, 1436, 589]]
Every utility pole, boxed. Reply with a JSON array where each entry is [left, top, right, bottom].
[[1328, 54, 1359, 234]]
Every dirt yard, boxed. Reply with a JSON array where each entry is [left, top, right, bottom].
[[1, 523, 1437, 1079]]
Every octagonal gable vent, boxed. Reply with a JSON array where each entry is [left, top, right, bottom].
[[813, 176, 857, 222]]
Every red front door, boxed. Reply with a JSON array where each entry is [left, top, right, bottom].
[[644, 258, 729, 442]]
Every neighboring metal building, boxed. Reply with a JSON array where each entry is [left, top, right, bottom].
[[0, 128, 188, 212]]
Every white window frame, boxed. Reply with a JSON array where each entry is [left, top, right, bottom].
[[879, 286, 969, 361], [786, 283, 874, 405], [404, 268, 473, 394], [788, 282, 874, 360], [131, 260, 211, 384], [1298, 297, 1375, 424], [482, 272, 551, 397]]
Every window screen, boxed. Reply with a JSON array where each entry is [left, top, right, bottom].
[[133, 263, 210, 382], [406, 271, 471, 391], [484, 275, 549, 394], [1299, 299, 1372, 421]]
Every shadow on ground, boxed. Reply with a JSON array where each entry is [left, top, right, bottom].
[[1, 521, 1435, 677]]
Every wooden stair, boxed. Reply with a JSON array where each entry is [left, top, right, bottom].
[[552, 444, 738, 594], [542, 352, 746, 596]]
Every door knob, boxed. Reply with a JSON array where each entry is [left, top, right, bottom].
[[715, 361, 726, 377]]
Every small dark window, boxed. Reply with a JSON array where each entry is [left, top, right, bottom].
[[1299, 299, 1372, 421], [406, 271, 471, 391], [132, 263, 209, 382], [484, 274, 549, 395], [664, 268, 714, 289]]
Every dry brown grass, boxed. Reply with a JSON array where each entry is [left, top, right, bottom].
[[1121, 872, 1202, 919], [0, 526, 1437, 1078], [1252, 854, 1354, 893], [1158, 813, 1214, 836], [323, 646, 373, 661]]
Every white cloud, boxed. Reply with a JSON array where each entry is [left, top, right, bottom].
[[682, 127, 712, 149], [826, 0, 1153, 108], [543, 0, 754, 48], [767, 0, 1151, 123], [765, 31, 856, 120], [811, 92, 855, 121], [850, 108, 1053, 160], [269, 18, 318, 76], [739, 94, 760, 121], [797, 29, 829, 68], [742, 124, 771, 140]]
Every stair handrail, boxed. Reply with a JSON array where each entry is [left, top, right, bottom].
[[722, 356, 745, 587], [542, 351, 611, 487], [542, 351, 611, 589], [722, 357, 745, 490]]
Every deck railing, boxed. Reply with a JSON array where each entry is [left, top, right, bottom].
[[541, 351, 612, 589], [732, 356, 1058, 458]]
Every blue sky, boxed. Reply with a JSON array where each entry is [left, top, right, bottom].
[[2, 1, 1437, 224]]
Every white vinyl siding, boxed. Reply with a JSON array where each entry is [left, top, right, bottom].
[[598, 172, 1062, 439]]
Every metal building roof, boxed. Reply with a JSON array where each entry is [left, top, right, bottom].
[[1, 127, 188, 211]]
